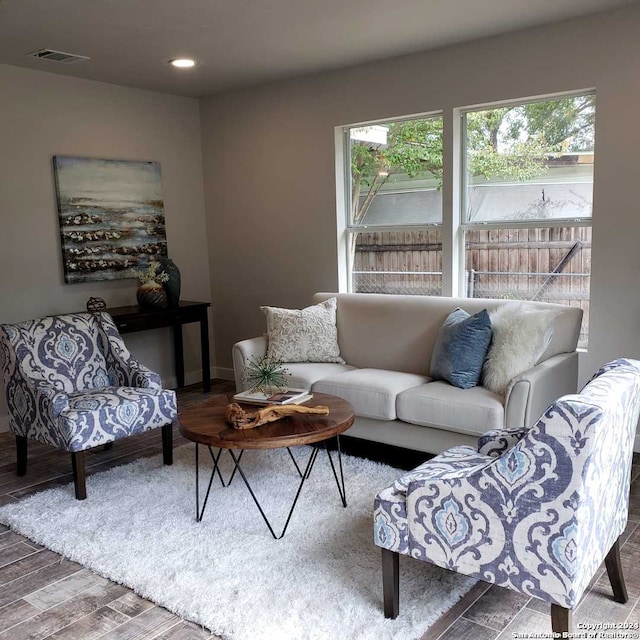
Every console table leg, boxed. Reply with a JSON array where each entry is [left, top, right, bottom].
[[200, 311, 211, 393], [172, 324, 185, 388]]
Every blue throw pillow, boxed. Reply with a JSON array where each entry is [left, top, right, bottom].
[[430, 308, 493, 389]]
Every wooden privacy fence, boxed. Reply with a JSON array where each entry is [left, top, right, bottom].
[[353, 226, 591, 342]]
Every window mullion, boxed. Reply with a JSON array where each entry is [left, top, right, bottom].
[[441, 108, 463, 297]]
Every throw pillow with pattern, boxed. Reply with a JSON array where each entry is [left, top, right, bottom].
[[261, 297, 345, 363]]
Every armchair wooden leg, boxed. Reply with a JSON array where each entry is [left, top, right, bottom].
[[551, 604, 572, 635], [16, 435, 27, 477], [71, 451, 86, 500], [382, 548, 399, 619], [162, 423, 173, 466], [605, 537, 628, 603]]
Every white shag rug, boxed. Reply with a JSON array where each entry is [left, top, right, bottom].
[[0, 444, 476, 640]]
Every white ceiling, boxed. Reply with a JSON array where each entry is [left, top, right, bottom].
[[0, 0, 634, 98]]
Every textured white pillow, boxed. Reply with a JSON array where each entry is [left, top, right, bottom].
[[482, 302, 555, 396], [261, 297, 345, 364]]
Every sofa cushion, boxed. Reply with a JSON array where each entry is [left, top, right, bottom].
[[312, 292, 582, 372], [283, 362, 357, 390], [483, 302, 556, 396], [397, 381, 504, 436], [430, 308, 493, 389], [261, 298, 344, 363], [312, 369, 430, 420]]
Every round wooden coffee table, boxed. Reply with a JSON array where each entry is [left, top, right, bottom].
[[177, 392, 354, 539]]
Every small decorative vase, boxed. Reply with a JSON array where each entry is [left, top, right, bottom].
[[86, 296, 107, 313], [158, 257, 181, 307], [137, 280, 168, 309]]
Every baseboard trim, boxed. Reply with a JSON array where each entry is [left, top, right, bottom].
[[214, 367, 235, 381]]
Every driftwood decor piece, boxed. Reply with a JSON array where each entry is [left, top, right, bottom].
[[224, 402, 329, 430]]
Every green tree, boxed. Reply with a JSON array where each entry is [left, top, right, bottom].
[[350, 95, 595, 225], [350, 118, 443, 225]]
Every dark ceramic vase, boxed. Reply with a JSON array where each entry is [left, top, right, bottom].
[[158, 257, 181, 307], [137, 280, 168, 309]]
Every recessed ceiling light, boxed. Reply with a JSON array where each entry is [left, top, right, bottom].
[[169, 58, 196, 68]]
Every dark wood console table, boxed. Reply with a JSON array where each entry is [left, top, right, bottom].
[[107, 301, 211, 392]]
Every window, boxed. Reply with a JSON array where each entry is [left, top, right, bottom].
[[339, 92, 594, 344], [344, 115, 444, 295], [462, 94, 594, 344]]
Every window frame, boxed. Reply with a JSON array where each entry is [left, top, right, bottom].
[[336, 89, 595, 343], [339, 111, 445, 294], [458, 89, 595, 228]]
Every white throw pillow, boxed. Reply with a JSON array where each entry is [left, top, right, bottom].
[[261, 297, 345, 364], [482, 302, 556, 396]]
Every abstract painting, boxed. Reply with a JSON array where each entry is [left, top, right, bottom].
[[53, 156, 167, 283]]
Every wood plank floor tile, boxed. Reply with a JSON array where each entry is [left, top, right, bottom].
[[0, 542, 39, 568], [0, 599, 41, 633], [525, 596, 549, 614], [45, 605, 129, 640], [433, 616, 497, 640], [107, 592, 155, 618], [495, 607, 552, 639], [24, 568, 112, 610], [0, 530, 33, 551], [622, 598, 640, 625], [421, 581, 491, 640], [98, 605, 182, 640], [0, 548, 63, 585], [574, 573, 640, 626], [0, 582, 128, 640], [628, 479, 640, 523], [461, 584, 531, 632], [0, 558, 83, 608]]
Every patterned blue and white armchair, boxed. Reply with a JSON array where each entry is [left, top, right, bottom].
[[374, 358, 640, 634], [0, 312, 178, 500]]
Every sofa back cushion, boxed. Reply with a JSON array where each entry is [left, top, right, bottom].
[[312, 292, 582, 375]]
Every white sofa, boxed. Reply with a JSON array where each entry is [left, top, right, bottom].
[[232, 292, 583, 454]]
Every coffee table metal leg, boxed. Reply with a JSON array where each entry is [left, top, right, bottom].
[[196, 445, 226, 522], [286, 447, 303, 478], [226, 449, 244, 486], [207, 447, 227, 487], [228, 446, 320, 540], [324, 435, 347, 507]]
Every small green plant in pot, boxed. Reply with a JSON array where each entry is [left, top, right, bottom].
[[244, 356, 291, 394]]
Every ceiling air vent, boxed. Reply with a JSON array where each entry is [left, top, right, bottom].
[[28, 49, 90, 64]]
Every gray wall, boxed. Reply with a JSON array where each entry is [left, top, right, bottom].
[[200, 5, 640, 386], [2, 5, 640, 431], [0, 63, 211, 428]]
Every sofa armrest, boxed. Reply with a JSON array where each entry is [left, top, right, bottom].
[[232, 336, 268, 392], [477, 427, 529, 457], [504, 351, 578, 428]]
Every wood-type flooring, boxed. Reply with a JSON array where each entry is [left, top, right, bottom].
[[0, 378, 638, 639]]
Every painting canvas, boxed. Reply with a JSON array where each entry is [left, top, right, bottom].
[[53, 156, 167, 283]]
